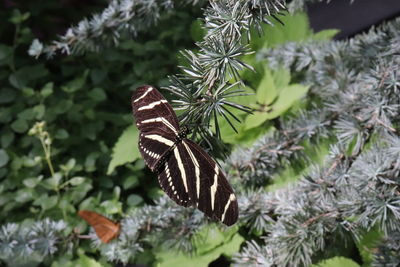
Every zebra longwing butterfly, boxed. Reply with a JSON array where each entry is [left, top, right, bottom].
[[132, 85, 238, 226]]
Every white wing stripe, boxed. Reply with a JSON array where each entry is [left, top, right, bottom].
[[140, 117, 178, 134], [174, 147, 188, 193], [210, 165, 219, 211], [144, 134, 174, 147], [134, 86, 153, 102], [221, 194, 236, 222], [138, 100, 168, 111], [183, 142, 201, 201]]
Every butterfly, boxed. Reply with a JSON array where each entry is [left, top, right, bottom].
[[78, 210, 120, 243], [131, 85, 238, 226]]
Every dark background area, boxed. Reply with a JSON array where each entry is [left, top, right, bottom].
[[307, 0, 400, 39]]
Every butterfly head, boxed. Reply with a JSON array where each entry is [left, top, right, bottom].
[[177, 125, 190, 141]]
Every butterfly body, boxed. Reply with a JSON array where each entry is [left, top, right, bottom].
[[132, 86, 238, 226], [78, 210, 120, 243]]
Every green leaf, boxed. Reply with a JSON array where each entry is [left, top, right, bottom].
[[88, 88, 107, 102], [256, 68, 276, 105], [23, 176, 43, 188], [0, 149, 9, 167], [40, 82, 54, 98], [76, 253, 105, 267], [313, 29, 340, 41], [264, 84, 309, 119], [33, 194, 58, 211], [9, 64, 49, 89], [107, 125, 140, 174], [312, 257, 360, 267], [33, 104, 46, 119], [11, 119, 28, 133], [17, 108, 36, 120], [42, 173, 63, 190], [0, 88, 17, 104], [55, 129, 69, 139], [62, 70, 88, 93], [122, 175, 139, 190], [9, 10, 30, 24], [244, 111, 270, 130], [156, 225, 243, 267], [68, 177, 85, 186], [272, 68, 291, 89], [1, 131, 14, 148], [100, 200, 122, 214], [15, 188, 35, 203], [127, 194, 143, 206]]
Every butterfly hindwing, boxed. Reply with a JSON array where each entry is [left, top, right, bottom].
[[132, 85, 180, 135], [78, 210, 120, 243], [181, 140, 239, 226], [157, 147, 193, 207]]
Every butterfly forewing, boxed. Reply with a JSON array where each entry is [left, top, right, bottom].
[[132, 85, 180, 135], [138, 129, 176, 171], [78, 210, 120, 243]]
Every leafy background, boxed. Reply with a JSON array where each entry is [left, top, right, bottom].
[[0, 1, 382, 266]]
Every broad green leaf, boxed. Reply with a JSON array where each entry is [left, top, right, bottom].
[[40, 82, 54, 98], [0, 149, 9, 167], [62, 70, 88, 93], [264, 84, 309, 119], [42, 173, 63, 190], [122, 175, 139, 190], [312, 257, 360, 267], [256, 68, 276, 105], [15, 188, 35, 203], [88, 88, 107, 102], [100, 200, 122, 214], [17, 108, 36, 120], [264, 13, 312, 47], [23, 176, 43, 188], [1, 131, 14, 148], [156, 225, 243, 267], [0, 88, 16, 104], [272, 68, 291, 89], [76, 254, 105, 267], [127, 194, 143, 206], [55, 129, 69, 139], [313, 29, 340, 41], [244, 111, 270, 130], [68, 177, 85, 186], [33, 104, 45, 119], [11, 119, 28, 133], [107, 125, 140, 174], [33, 194, 58, 211], [69, 183, 93, 204]]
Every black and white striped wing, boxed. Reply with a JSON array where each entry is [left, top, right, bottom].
[[138, 129, 176, 171], [157, 140, 238, 226], [132, 85, 180, 136], [157, 151, 193, 207]]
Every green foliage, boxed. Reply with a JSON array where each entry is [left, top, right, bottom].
[[313, 257, 360, 267], [107, 125, 140, 174], [218, 12, 329, 146], [156, 225, 244, 267], [0, 2, 200, 264]]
